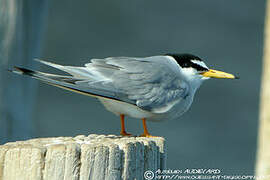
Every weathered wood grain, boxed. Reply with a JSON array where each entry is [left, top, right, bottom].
[[0, 134, 166, 180]]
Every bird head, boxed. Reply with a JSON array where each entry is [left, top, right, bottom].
[[167, 53, 238, 90]]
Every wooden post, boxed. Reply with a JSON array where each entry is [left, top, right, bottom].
[[0, 134, 166, 180], [256, 0, 270, 177]]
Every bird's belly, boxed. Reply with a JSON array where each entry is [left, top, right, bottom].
[[97, 94, 194, 122], [98, 98, 154, 119]]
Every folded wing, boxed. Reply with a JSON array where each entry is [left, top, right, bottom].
[[13, 56, 189, 113]]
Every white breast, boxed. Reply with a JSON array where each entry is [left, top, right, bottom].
[[97, 92, 194, 122], [98, 97, 154, 119]]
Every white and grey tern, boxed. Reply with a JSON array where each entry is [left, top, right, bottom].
[[10, 53, 238, 137]]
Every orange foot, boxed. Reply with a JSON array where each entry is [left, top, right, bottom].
[[120, 131, 132, 136], [139, 133, 159, 138]]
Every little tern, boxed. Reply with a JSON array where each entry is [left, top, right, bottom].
[[10, 54, 238, 137]]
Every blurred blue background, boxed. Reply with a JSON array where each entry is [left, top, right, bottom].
[[1, 0, 265, 175]]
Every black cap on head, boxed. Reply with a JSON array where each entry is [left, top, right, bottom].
[[166, 53, 208, 71]]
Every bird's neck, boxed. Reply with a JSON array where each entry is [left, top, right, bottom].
[[186, 78, 204, 93]]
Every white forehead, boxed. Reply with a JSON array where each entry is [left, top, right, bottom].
[[191, 60, 208, 69]]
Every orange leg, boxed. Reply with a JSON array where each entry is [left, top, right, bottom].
[[140, 118, 157, 137], [120, 114, 132, 136]]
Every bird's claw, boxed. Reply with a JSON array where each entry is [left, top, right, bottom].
[[120, 131, 132, 136], [139, 133, 158, 138]]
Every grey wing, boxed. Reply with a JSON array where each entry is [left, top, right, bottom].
[[27, 56, 189, 113], [83, 56, 189, 113]]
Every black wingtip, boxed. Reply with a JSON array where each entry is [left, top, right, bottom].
[[234, 75, 240, 79], [9, 66, 35, 76]]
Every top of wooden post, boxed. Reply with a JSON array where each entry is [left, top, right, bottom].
[[0, 134, 166, 180]]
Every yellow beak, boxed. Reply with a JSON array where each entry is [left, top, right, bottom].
[[200, 69, 238, 79]]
